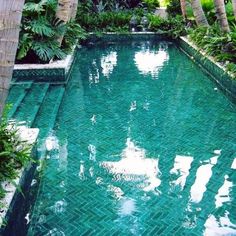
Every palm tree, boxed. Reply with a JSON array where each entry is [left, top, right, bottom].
[[180, 0, 187, 19], [0, 0, 25, 118], [231, 0, 236, 20], [56, 0, 78, 45], [191, 0, 209, 26], [71, 0, 78, 20], [214, 0, 230, 32]]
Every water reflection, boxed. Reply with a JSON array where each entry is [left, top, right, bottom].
[[231, 158, 236, 169], [170, 155, 193, 190], [134, 48, 169, 78], [190, 156, 218, 203], [204, 212, 236, 236], [101, 51, 117, 77], [102, 138, 161, 193], [215, 175, 233, 208]]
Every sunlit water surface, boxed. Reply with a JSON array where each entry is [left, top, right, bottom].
[[28, 40, 236, 236]]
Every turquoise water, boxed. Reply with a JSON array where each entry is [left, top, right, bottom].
[[11, 40, 236, 235]]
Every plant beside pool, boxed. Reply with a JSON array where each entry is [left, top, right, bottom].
[[15, 0, 236, 77], [0, 109, 32, 202]]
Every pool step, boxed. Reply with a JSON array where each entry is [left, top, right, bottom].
[[33, 85, 65, 133], [13, 83, 50, 127], [32, 85, 65, 159], [6, 82, 33, 119]]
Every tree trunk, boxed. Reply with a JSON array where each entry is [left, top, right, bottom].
[[70, 0, 78, 20], [231, 0, 236, 20], [0, 0, 25, 118], [56, 0, 73, 46], [191, 0, 209, 26], [214, 0, 230, 32], [180, 0, 187, 19]]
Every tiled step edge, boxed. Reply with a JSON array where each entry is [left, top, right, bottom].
[[13, 47, 77, 84], [7, 82, 33, 119], [13, 84, 49, 127], [34, 86, 65, 160], [0, 126, 39, 229], [28, 84, 50, 127], [178, 36, 236, 101]]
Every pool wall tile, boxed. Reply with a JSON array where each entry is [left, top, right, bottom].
[[13, 48, 78, 84], [178, 37, 236, 101], [82, 32, 171, 45]]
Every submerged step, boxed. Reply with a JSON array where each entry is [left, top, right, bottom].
[[33, 85, 65, 133], [6, 82, 33, 119], [33, 85, 65, 160], [13, 83, 49, 127]]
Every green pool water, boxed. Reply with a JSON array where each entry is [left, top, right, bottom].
[[13, 40, 236, 235]]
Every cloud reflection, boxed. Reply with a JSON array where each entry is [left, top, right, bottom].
[[101, 51, 117, 77], [102, 138, 161, 193], [134, 49, 169, 78]]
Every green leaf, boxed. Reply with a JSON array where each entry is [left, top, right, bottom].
[[30, 17, 55, 37]]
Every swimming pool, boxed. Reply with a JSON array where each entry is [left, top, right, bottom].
[[6, 39, 236, 235]]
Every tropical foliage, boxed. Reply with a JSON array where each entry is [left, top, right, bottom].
[[17, 0, 86, 63], [189, 25, 236, 75], [0, 109, 32, 199]]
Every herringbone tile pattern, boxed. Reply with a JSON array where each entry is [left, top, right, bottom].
[[28, 41, 236, 235]]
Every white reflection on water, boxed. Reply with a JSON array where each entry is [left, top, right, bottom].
[[102, 138, 161, 193], [231, 158, 236, 169], [170, 155, 193, 190], [119, 198, 136, 216], [215, 175, 233, 208], [88, 144, 96, 161], [101, 51, 117, 77], [204, 212, 236, 236], [190, 156, 218, 203], [45, 134, 59, 152], [107, 185, 124, 199], [134, 48, 169, 77], [89, 60, 100, 85]]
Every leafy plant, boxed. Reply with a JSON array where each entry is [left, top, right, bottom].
[[143, 0, 160, 11], [188, 24, 236, 76], [0, 108, 32, 200], [148, 15, 187, 38], [76, 10, 133, 32], [166, 0, 182, 16], [17, 0, 86, 63]]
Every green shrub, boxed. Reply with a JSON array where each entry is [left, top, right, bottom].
[[142, 0, 160, 11], [148, 15, 187, 38], [76, 10, 133, 32], [189, 25, 236, 75], [0, 109, 32, 199], [166, 0, 182, 16]]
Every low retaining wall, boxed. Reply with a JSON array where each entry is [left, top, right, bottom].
[[13, 48, 77, 84]]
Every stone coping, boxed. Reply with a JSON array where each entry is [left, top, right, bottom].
[[13, 47, 77, 84], [178, 36, 236, 101], [0, 126, 39, 227], [180, 36, 235, 78]]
